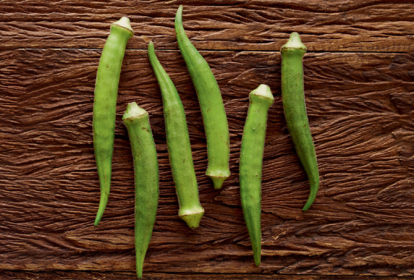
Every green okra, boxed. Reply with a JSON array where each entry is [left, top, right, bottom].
[[281, 32, 319, 211], [123, 102, 159, 279], [240, 84, 274, 267], [93, 17, 133, 226], [148, 41, 204, 228], [175, 5, 230, 189]]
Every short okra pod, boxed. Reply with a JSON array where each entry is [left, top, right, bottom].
[[175, 5, 230, 189], [92, 17, 133, 226], [240, 84, 274, 266], [281, 32, 319, 211], [123, 102, 159, 279], [148, 41, 204, 228]]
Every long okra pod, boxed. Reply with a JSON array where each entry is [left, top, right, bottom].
[[93, 17, 133, 226], [240, 85, 274, 267], [148, 41, 204, 228], [175, 5, 230, 189], [123, 102, 159, 279], [281, 32, 319, 211]]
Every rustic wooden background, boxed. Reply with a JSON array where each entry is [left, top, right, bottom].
[[1, 0, 414, 279]]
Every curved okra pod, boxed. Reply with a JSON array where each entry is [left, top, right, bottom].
[[148, 41, 204, 228], [93, 17, 133, 226], [175, 5, 230, 189], [240, 85, 274, 266], [281, 32, 319, 211], [123, 102, 159, 279]]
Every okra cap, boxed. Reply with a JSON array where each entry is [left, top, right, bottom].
[[281, 32, 307, 52]]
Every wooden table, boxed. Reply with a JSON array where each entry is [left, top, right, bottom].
[[1, 1, 414, 279]]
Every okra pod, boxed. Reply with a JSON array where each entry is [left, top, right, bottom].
[[175, 5, 230, 189], [148, 41, 204, 228], [240, 84, 274, 266], [93, 17, 133, 226], [281, 32, 319, 211], [123, 102, 159, 279]]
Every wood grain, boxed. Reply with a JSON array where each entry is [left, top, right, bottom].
[[1, 46, 414, 277], [2, 271, 414, 280], [1, 0, 414, 278], [0, 0, 413, 52]]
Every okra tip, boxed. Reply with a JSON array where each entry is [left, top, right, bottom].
[[94, 216, 101, 227], [302, 183, 319, 211], [281, 32, 307, 52], [94, 208, 104, 227], [177, 5, 184, 15], [148, 41, 157, 63], [254, 255, 261, 267], [112, 16, 134, 35], [122, 102, 148, 121], [94, 191, 110, 226], [137, 267, 143, 279], [175, 5, 184, 26]]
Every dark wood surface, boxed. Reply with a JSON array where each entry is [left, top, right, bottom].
[[1, 1, 414, 279], [4, 272, 414, 280]]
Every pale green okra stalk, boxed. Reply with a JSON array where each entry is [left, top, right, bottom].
[[239, 84, 274, 266], [148, 41, 204, 228], [123, 102, 159, 279], [93, 17, 133, 226], [281, 32, 319, 211], [175, 5, 231, 189]]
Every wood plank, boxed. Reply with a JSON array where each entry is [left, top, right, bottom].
[[2, 271, 413, 280], [1, 48, 413, 276], [0, 0, 413, 52]]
